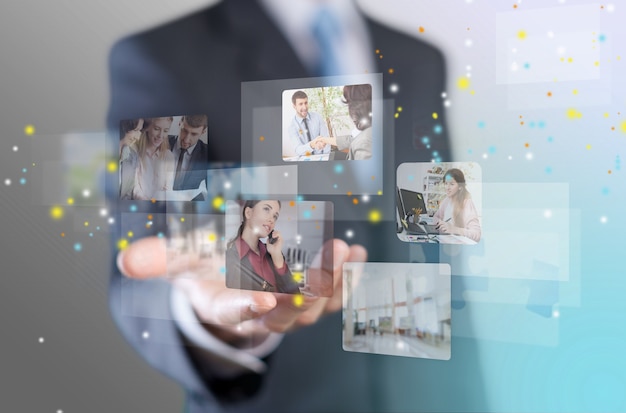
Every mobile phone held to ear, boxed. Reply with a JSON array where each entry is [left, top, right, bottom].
[[268, 230, 278, 244]]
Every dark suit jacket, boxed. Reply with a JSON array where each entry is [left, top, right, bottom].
[[107, 1, 486, 412], [168, 135, 209, 193]]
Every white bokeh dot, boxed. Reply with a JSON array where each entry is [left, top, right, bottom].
[[283, 172, 289, 177], [526, 152, 534, 160], [482, 153, 488, 159], [441, 92, 447, 98], [544, 209, 552, 219], [547, 31, 554, 38], [389, 83, 399, 93], [4, 178, 11, 186], [99, 208, 108, 217], [108, 217, 115, 224], [606, 4, 615, 12], [39, 337, 44, 343], [600, 216, 608, 224], [12, 145, 18, 152], [142, 331, 150, 339], [465, 38, 473, 47], [361, 194, 370, 203], [443, 100, 451, 107], [82, 189, 91, 198], [508, 155, 513, 160], [466, 65, 472, 71], [552, 309, 560, 318], [346, 229, 354, 239], [224, 181, 232, 189]]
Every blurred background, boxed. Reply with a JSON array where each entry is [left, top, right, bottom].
[[1, 0, 625, 412]]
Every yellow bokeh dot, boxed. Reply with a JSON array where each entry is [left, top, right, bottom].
[[604, 112, 609, 118], [586, 144, 592, 150], [259, 136, 265, 142], [208, 233, 217, 242], [394, 113, 399, 119], [127, 231, 134, 238], [595, 61, 600, 67], [432, 112, 438, 119], [620, 120, 626, 133], [517, 30, 527, 40], [377, 190, 383, 196], [293, 294, 304, 307], [470, 90, 476, 95], [212, 196, 224, 209], [397, 107, 403, 112], [572, 89, 578, 95], [84, 221, 89, 227], [50, 206, 64, 220], [67, 197, 74, 205], [289, 200, 295, 207], [180, 217, 185, 222], [117, 238, 129, 251], [566, 108, 582, 119], [567, 57, 573, 63], [457, 76, 470, 90], [368, 209, 382, 223], [353, 198, 359, 205], [292, 272, 304, 283], [24, 125, 36, 136], [107, 161, 118, 173]]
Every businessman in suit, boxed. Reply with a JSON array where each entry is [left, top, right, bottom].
[[108, 1, 486, 411], [169, 115, 209, 200]]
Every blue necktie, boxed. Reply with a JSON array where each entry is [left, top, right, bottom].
[[311, 6, 343, 76]]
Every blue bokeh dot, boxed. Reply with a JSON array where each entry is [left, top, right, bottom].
[[334, 164, 344, 174], [73, 243, 82, 252]]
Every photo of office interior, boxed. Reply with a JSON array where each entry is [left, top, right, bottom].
[[343, 262, 451, 360]]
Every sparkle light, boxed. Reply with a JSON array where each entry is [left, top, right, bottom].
[[24, 125, 36, 135], [142, 331, 150, 339], [39, 337, 44, 343], [213, 196, 224, 209], [12, 145, 18, 152], [117, 238, 129, 250], [99, 208, 108, 217], [293, 295, 304, 307], [82, 189, 91, 198], [368, 209, 382, 223], [346, 229, 354, 238], [600, 216, 608, 224], [107, 161, 118, 173], [108, 217, 115, 224], [389, 83, 399, 93], [4, 178, 11, 186], [526, 152, 534, 160], [50, 206, 64, 220]]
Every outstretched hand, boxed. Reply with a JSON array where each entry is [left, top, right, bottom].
[[117, 237, 366, 346]]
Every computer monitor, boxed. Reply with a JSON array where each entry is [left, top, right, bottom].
[[399, 189, 427, 217]]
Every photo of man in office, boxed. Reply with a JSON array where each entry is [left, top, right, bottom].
[[169, 114, 209, 201], [286, 90, 330, 157]]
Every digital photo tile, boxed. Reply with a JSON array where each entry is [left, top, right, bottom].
[[343, 262, 451, 360], [282, 84, 372, 162], [118, 115, 209, 201], [396, 162, 482, 244], [224, 200, 334, 296]]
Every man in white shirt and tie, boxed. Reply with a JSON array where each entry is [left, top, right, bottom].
[[288, 90, 330, 156]]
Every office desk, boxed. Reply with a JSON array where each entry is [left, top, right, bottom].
[[396, 229, 477, 245]]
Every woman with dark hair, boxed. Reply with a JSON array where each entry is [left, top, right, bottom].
[[433, 168, 481, 242], [225, 200, 300, 294], [312, 84, 372, 160]]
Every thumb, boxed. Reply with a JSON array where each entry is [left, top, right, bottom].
[[116, 237, 167, 279]]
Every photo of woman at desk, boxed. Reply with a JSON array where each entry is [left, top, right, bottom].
[[225, 200, 301, 294], [433, 168, 481, 242]]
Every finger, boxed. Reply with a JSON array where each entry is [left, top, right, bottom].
[[324, 244, 367, 314], [262, 293, 320, 333], [294, 241, 367, 327], [117, 237, 167, 279], [174, 278, 278, 326]]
